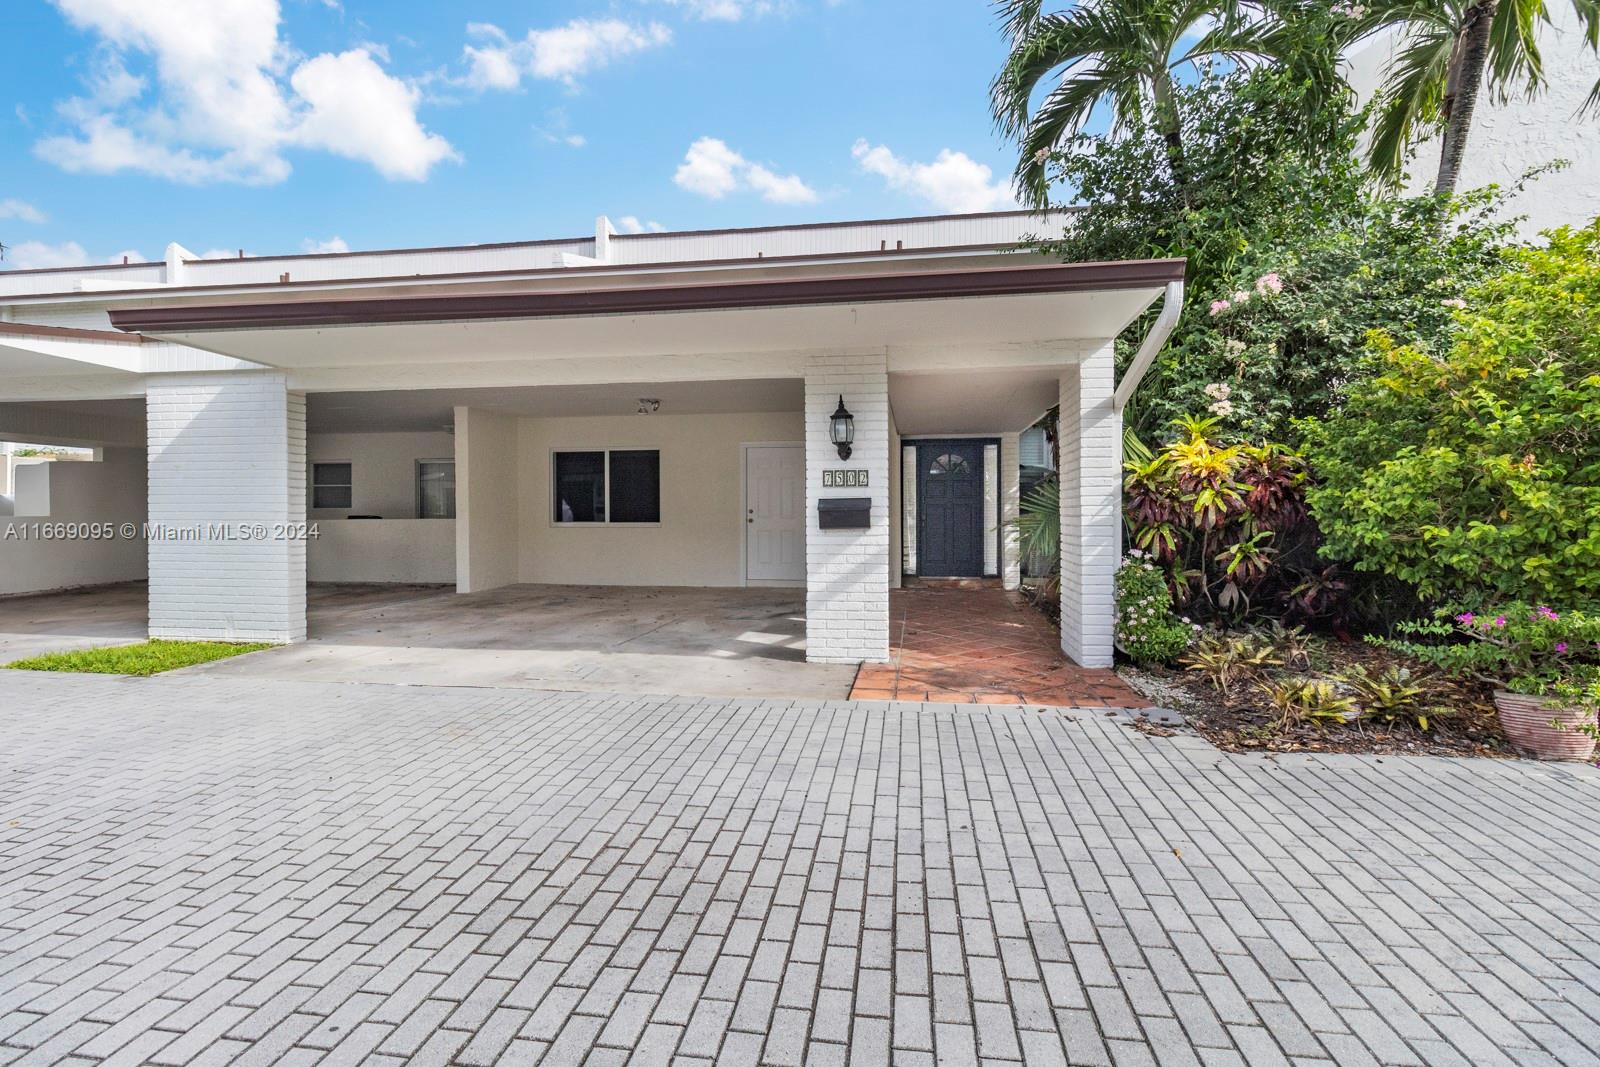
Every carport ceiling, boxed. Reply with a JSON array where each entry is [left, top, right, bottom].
[[307, 378, 803, 433]]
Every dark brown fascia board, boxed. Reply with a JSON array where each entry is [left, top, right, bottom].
[[14, 240, 1040, 303], [0, 320, 147, 344], [110, 259, 1185, 333]]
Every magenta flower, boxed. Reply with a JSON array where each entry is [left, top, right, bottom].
[[1494, 616, 1507, 628], [1555, 642, 1569, 653], [1455, 612, 1475, 624]]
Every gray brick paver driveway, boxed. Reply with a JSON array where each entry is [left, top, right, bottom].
[[2, 673, 1599, 1066]]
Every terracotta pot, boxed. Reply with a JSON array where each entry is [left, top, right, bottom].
[[1493, 690, 1597, 761]]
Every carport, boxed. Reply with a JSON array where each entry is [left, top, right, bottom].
[[0, 582, 856, 700]]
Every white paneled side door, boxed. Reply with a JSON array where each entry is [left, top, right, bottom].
[[745, 444, 805, 582]]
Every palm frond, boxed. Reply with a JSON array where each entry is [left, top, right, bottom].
[[995, 0, 1050, 40], [1484, 0, 1546, 97], [1366, 27, 1454, 183]]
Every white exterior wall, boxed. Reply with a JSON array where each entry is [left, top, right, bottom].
[[1058, 346, 1118, 667], [455, 407, 519, 594], [1000, 432, 1022, 591], [515, 410, 803, 588], [1344, 6, 1600, 237], [0, 447, 148, 596], [805, 351, 891, 664], [146, 373, 306, 642]]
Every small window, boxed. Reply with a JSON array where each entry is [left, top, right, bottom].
[[312, 462, 352, 510], [553, 449, 660, 525], [929, 453, 971, 477], [417, 460, 456, 519]]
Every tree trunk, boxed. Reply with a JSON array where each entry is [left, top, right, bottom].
[[1435, 0, 1498, 195], [1151, 73, 1192, 207]]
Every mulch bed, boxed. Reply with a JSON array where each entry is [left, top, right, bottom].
[[1117, 638, 1511, 758]]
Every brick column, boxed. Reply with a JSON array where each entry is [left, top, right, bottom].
[[1000, 431, 1022, 590], [1058, 345, 1118, 666], [804, 351, 890, 664], [146, 372, 306, 643]]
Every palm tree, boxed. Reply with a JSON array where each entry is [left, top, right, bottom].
[[1356, 0, 1600, 193], [990, 0, 1329, 206]]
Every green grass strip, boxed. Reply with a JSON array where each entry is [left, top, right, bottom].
[[4, 639, 274, 677]]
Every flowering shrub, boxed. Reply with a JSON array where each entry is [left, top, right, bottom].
[[1304, 218, 1600, 607], [1379, 605, 1600, 712], [1115, 554, 1194, 664]]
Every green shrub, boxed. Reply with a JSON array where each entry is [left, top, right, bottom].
[[1114, 554, 1194, 664], [1304, 219, 1600, 607], [1034, 66, 1516, 444]]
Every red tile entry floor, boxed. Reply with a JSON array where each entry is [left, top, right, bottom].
[[851, 584, 1151, 708]]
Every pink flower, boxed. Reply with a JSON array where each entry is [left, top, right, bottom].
[[1441, 298, 1467, 310], [1255, 272, 1284, 296], [1209, 300, 1231, 316], [1494, 616, 1507, 628], [1455, 612, 1475, 624], [1555, 642, 1569, 653]]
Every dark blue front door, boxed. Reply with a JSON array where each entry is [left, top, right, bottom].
[[917, 440, 985, 577]]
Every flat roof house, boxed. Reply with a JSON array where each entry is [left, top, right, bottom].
[[0, 211, 1182, 669]]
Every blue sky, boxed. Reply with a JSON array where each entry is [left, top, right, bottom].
[[1, 0, 1027, 269]]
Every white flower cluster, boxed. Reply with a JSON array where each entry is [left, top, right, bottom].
[[1203, 381, 1235, 419]]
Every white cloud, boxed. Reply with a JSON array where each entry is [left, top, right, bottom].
[[291, 50, 458, 181], [674, 137, 817, 204], [301, 236, 350, 254], [0, 199, 47, 224], [463, 18, 671, 90], [4, 240, 90, 270], [664, 0, 783, 20], [617, 216, 666, 234], [852, 139, 1017, 213], [34, 0, 456, 185]]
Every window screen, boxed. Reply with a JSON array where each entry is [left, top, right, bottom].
[[608, 450, 660, 524], [312, 462, 352, 510], [417, 461, 456, 519], [552, 449, 660, 524], [553, 451, 606, 523]]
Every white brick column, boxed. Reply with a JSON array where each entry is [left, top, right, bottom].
[[1059, 345, 1118, 666], [1000, 431, 1022, 590], [805, 351, 890, 664], [146, 372, 306, 643]]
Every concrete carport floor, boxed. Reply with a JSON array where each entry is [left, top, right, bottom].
[[189, 583, 859, 700], [0, 582, 147, 662]]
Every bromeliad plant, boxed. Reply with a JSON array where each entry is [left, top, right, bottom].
[[1125, 415, 1333, 622], [1379, 605, 1600, 713]]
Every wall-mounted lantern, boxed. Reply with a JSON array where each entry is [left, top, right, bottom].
[[830, 395, 854, 461]]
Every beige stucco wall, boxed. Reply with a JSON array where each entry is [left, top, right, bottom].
[[456, 408, 519, 593], [306, 431, 455, 520], [516, 410, 803, 588]]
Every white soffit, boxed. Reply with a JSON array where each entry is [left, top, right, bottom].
[[139, 288, 1160, 370]]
